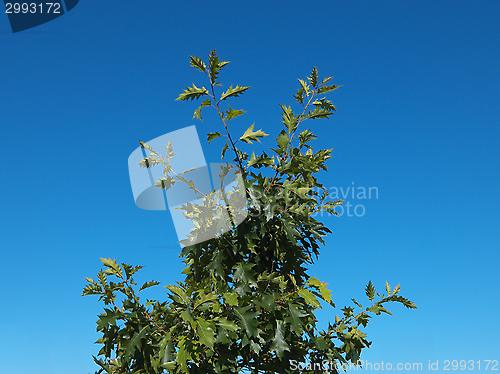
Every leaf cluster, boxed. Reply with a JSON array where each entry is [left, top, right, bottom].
[[84, 51, 416, 374]]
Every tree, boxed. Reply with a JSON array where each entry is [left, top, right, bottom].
[[83, 50, 416, 374]]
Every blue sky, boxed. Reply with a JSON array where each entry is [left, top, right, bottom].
[[1, 1, 499, 373]]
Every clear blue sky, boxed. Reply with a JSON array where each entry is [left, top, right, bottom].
[[1, 1, 499, 373]]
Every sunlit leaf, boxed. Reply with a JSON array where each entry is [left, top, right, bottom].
[[176, 84, 209, 101], [220, 85, 250, 101], [239, 123, 268, 144]]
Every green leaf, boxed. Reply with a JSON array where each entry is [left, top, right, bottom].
[[100, 258, 123, 279], [223, 292, 239, 306], [276, 130, 289, 150], [298, 289, 321, 309], [97, 270, 107, 286], [303, 106, 331, 120], [393, 284, 401, 295], [215, 317, 240, 332], [207, 132, 223, 143], [270, 320, 290, 359], [193, 98, 211, 120], [233, 262, 257, 286], [312, 97, 337, 112], [342, 306, 354, 317], [208, 49, 221, 84], [193, 293, 219, 310], [318, 84, 341, 94], [138, 280, 160, 292], [320, 76, 334, 85], [254, 293, 276, 311], [382, 294, 418, 309], [385, 281, 391, 297], [293, 88, 305, 104], [367, 305, 393, 316], [220, 85, 250, 101], [234, 305, 259, 337], [189, 56, 207, 73], [123, 325, 148, 360], [351, 298, 363, 309], [308, 277, 334, 306], [166, 285, 190, 305], [285, 303, 307, 335], [122, 263, 143, 280], [246, 151, 274, 168], [250, 340, 261, 354], [176, 84, 209, 101], [355, 312, 371, 328], [279, 104, 298, 133], [96, 308, 121, 330], [298, 78, 310, 97], [315, 336, 328, 350], [221, 140, 230, 159], [196, 318, 216, 350], [225, 105, 245, 120], [365, 281, 376, 301], [160, 336, 176, 369], [218, 60, 230, 69], [308, 66, 319, 87], [189, 55, 207, 73], [176, 338, 191, 373], [298, 129, 317, 148], [180, 309, 196, 329], [239, 123, 268, 144]]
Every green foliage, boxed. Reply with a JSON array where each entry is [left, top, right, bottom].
[[83, 50, 416, 373]]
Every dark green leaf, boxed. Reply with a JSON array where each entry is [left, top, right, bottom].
[[285, 303, 307, 334], [96, 308, 121, 330], [234, 305, 259, 337], [270, 320, 290, 359], [123, 325, 148, 360], [196, 318, 216, 350], [177, 338, 191, 373]]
